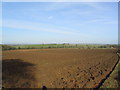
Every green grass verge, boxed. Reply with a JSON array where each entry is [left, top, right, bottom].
[[100, 60, 120, 88]]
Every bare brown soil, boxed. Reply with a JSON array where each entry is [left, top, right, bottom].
[[2, 49, 118, 88]]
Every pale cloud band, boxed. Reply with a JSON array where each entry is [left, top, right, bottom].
[[1, 0, 120, 2], [2, 19, 81, 35]]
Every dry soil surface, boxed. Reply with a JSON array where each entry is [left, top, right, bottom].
[[2, 49, 118, 88]]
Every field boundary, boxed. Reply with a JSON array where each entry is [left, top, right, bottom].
[[95, 53, 120, 88], [1, 44, 118, 51]]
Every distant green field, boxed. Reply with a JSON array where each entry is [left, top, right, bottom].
[[1, 44, 118, 51]]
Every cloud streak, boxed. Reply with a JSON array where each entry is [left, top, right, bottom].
[[2, 19, 83, 35], [45, 2, 103, 11], [77, 18, 118, 26], [2, 0, 119, 2], [48, 16, 53, 19]]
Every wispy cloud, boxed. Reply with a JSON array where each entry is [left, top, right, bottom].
[[48, 16, 53, 19], [45, 2, 108, 11], [82, 2, 106, 10], [3, 19, 83, 35], [45, 2, 74, 11], [44, 2, 111, 18], [2, 0, 119, 2], [102, 21, 118, 24], [77, 17, 117, 26]]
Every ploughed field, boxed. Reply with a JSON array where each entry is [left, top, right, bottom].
[[2, 49, 118, 88]]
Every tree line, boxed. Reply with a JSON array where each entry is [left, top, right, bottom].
[[1, 44, 119, 51]]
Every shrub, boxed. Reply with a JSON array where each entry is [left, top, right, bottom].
[[2, 45, 16, 50]]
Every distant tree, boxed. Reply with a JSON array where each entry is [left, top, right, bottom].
[[48, 46, 51, 48], [103, 45, 107, 48], [31, 47, 36, 49], [99, 46, 103, 48], [2, 45, 16, 50], [76, 44, 77, 48], [18, 47, 21, 49], [27, 47, 30, 49]]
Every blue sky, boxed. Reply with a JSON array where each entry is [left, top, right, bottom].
[[2, 2, 118, 44]]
